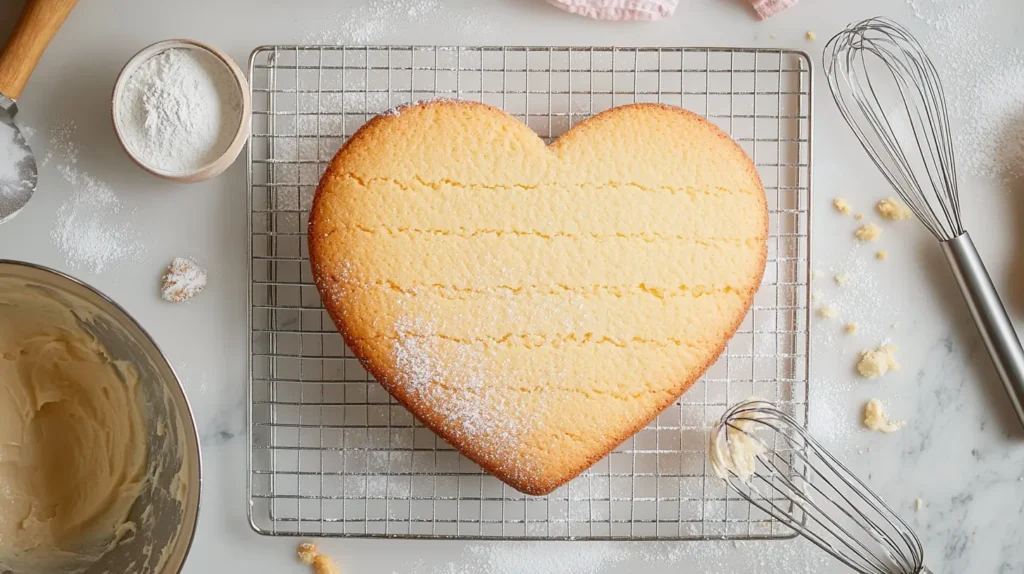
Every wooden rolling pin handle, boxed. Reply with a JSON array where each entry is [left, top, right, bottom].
[[0, 0, 78, 100]]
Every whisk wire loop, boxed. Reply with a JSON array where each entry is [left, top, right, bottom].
[[712, 401, 927, 574], [824, 17, 964, 242], [752, 446, 896, 574]]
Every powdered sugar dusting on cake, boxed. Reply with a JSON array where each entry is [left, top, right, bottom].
[[391, 314, 544, 476]]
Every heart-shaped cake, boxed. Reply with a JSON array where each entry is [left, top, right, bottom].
[[309, 100, 767, 495]]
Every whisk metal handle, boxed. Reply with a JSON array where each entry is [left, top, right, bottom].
[[941, 232, 1024, 430]]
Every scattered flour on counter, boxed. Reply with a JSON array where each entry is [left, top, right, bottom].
[[40, 118, 74, 167], [47, 118, 145, 274], [812, 246, 899, 350], [398, 539, 833, 573], [906, 0, 1024, 184], [301, 0, 494, 45], [463, 543, 629, 574], [956, 68, 1024, 185], [808, 377, 855, 448]]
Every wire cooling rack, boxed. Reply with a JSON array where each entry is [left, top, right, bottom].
[[247, 45, 812, 540]]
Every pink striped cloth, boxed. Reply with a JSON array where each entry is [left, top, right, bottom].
[[547, 0, 797, 20]]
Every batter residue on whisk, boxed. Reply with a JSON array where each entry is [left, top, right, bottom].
[[115, 47, 241, 174]]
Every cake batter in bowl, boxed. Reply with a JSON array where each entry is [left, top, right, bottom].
[[0, 260, 200, 573]]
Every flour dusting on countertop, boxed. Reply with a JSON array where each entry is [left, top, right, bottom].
[[47, 119, 145, 274], [808, 376, 855, 448], [397, 539, 833, 573], [906, 0, 1024, 184], [813, 246, 898, 350], [301, 0, 495, 45]]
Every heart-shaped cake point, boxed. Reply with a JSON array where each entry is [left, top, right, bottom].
[[310, 100, 768, 495]]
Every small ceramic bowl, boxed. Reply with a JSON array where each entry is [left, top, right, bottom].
[[111, 39, 251, 183]]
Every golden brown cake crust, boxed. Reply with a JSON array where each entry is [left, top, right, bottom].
[[309, 100, 768, 495]]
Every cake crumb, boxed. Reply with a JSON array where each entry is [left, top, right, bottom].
[[877, 196, 912, 220], [846, 322, 859, 335], [160, 257, 207, 303], [806, 30, 817, 40], [857, 345, 900, 378], [855, 213, 864, 220], [298, 543, 318, 565], [297, 543, 340, 574], [914, 498, 924, 511], [819, 306, 838, 319], [877, 250, 889, 260], [864, 399, 905, 433], [835, 273, 848, 286], [833, 197, 852, 214], [855, 223, 883, 242], [770, 33, 777, 39]]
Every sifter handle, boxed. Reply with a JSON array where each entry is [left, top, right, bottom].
[[0, 0, 79, 101], [941, 232, 1024, 431]]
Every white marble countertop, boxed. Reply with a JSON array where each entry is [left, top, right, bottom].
[[2, 0, 1023, 571]]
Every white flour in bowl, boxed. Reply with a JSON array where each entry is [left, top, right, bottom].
[[115, 47, 242, 175]]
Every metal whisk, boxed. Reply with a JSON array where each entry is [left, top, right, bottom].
[[824, 17, 1024, 429], [711, 400, 931, 574]]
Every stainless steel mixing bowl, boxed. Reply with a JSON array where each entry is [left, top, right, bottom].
[[0, 260, 201, 574]]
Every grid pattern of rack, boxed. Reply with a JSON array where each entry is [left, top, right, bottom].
[[247, 45, 812, 540]]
